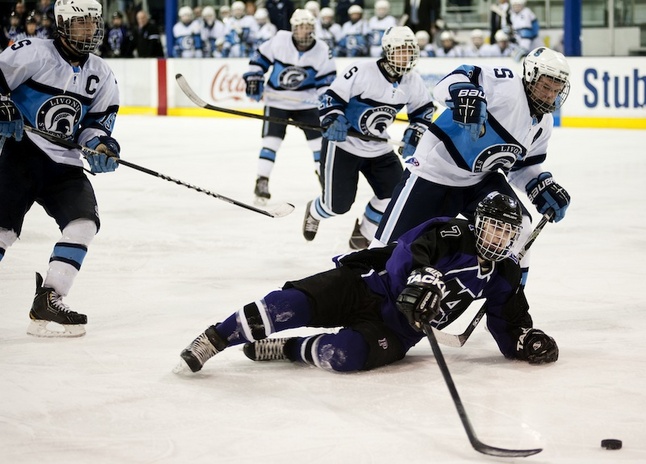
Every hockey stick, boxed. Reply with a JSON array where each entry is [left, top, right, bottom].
[[423, 325, 542, 458], [176, 74, 404, 147], [432, 211, 553, 347], [23, 126, 294, 219]]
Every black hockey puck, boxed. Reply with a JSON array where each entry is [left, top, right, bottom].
[[601, 439, 622, 450]]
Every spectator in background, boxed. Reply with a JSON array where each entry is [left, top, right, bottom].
[[490, 0, 510, 44], [463, 28, 485, 57], [172, 6, 203, 58], [335, 0, 363, 27], [415, 30, 435, 57], [404, 0, 441, 40], [265, 0, 295, 31], [102, 11, 135, 58], [433, 30, 463, 57], [37, 9, 55, 38], [221, 1, 259, 58], [133, 10, 164, 57], [201, 5, 225, 57], [509, 0, 541, 53], [480, 29, 516, 57], [337, 4, 369, 57], [10, 10, 37, 45], [2, 12, 23, 49], [367, 0, 396, 58], [253, 7, 277, 51], [219, 5, 232, 24], [304, 1, 320, 20], [316, 6, 342, 53]]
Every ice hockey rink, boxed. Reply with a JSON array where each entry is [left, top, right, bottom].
[[1, 115, 645, 464]]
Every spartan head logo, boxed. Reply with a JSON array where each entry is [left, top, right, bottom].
[[37, 96, 83, 138], [473, 144, 524, 173], [359, 106, 397, 135], [278, 67, 308, 90]]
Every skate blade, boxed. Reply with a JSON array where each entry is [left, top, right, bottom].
[[172, 357, 196, 375], [26, 319, 86, 338], [254, 196, 269, 207]]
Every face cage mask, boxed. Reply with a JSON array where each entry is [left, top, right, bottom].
[[385, 44, 420, 76], [59, 15, 104, 55], [475, 216, 521, 262], [526, 76, 570, 115], [292, 24, 315, 48]]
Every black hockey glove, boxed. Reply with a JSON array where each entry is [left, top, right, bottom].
[[243, 71, 264, 102], [0, 95, 23, 141], [86, 135, 120, 173], [515, 328, 559, 364], [321, 113, 350, 142], [399, 123, 426, 158], [396, 267, 446, 332], [446, 82, 487, 141], [525, 172, 570, 222]]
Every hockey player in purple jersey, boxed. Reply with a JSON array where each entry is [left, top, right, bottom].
[[177, 192, 558, 374], [0, 0, 121, 337]]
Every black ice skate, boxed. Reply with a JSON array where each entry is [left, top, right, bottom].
[[254, 176, 271, 205], [243, 338, 293, 361], [349, 219, 370, 250], [27, 272, 87, 338], [302, 200, 320, 241], [176, 325, 228, 373]]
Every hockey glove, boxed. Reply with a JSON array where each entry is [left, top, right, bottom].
[[525, 172, 570, 222], [515, 328, 559, 364], [396, 267, 446, 332], [399, 123, 426, 158], [446, 82, 487, 141], [321, 113, 350, 142], [86, 135, 120, 173], [0, 95, 23, 141], [243, 71, 264, 102]]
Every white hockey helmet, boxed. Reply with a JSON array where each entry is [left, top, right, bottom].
[[231, 1, 246, 19], [523, 47, 571, 115], [381, 26, 420, 76], [510, 0, 526, 13], [474, 192, 523, 262], [304, 1, 320, 17], [202, 6, 216, 21], [320, 7, 334, 26], [348, 5, 363, 17], [439, 30, 455, 43], [415, 30, 430, 47], [290, 9, 316, 48], [54, 0, 104, 55], [375, 0, 390, 18], [494, 29, 509, 42], [178, 5, 194, 21], [254, 7, 269, 23], [219, 5, 231, 18]]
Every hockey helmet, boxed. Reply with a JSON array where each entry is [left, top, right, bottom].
[[474, 192, 523, 262], [290, 9, 316, 49], [304, 1, 321, 17], [54, 0, 104, 55], [523, 47, 570, 115], [375, 0, 390, 19], [231, 1, 246, 19], [381, 26, 420, 76]]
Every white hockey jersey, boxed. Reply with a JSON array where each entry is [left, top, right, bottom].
[[367, 15, 397, 57], [172, 20, 204, 58], [320, 59, 435, 158], [0, 38, 120, 167], [248, 30, 337, 111], [407, 64, 551, 190]]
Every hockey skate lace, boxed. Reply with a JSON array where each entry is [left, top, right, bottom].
[[304, 214, 319, 233], [256, 339, 286, 360], [191, 334, 217, 363], [48, 292, 76, 314]]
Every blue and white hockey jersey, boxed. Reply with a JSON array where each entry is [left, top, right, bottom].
[[0, 38, 120, 167]]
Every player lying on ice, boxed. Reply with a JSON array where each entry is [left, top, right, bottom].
[[176, 192, 558, 374]]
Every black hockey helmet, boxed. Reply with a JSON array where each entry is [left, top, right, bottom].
[[474, 192, 523, 261]]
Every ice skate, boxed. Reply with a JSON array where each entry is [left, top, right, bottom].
[[175, 325, 228, 373], [243, 338, 293, 361], [302, 200, 320, 241], [26, 273, 87, 338], [254, 176, 271, 205], [349, 219, 370, 250]]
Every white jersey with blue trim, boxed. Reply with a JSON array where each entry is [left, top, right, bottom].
[[248, 30, 336, 111], [406, 64, 551, 189], [0, 38, 120, 167], [320, 60, 434, 158]]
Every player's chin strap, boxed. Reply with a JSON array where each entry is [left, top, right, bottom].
[[23, 126, 294, 219], [432, 210, 554, 347]]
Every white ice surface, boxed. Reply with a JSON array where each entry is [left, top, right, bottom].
[[2, 116, 646, 464]]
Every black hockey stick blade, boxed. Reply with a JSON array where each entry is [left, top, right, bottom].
[[23, 126, 294, 219], [432, 211, 554, 347], [175, 74, 404, 147], [424, 325, 542, 458]]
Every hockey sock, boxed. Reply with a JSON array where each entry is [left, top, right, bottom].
[[216, 289, 313, 346], [289, 328, 368, 372], [0, 227, 18, 263], [257, 148, 277, 178]]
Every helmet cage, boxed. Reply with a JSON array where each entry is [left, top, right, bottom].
[[291, 9, 316, 48], [382, 27, 420, 76], [55, 0, 104, 55], [523, 47, 571, 115], [474, 193, 523, 262]]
